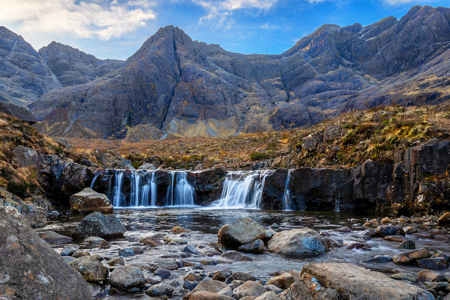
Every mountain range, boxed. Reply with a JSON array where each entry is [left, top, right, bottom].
[[2, 5, 450, 140]]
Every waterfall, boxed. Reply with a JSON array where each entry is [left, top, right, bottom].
[[334, 188, 341, 212], [166, 172, 175, 206], [209, 171, 272, 209], [282, 170, 292, 211], [90, 174, 99, 189], [173, 172, 196, 206], [112, 172, 124, 207], [141, 182, 150, 207], [130, 172, 141, 207], [150, 172, 157, 206]]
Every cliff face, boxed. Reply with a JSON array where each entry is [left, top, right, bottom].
[[28, 6, 450, 139]]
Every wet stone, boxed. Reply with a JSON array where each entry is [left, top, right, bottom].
[[423, 282, 449, 290], [399, 240, 415, 249], [225, 272, 256, 284], [376, 225, 405, 237], [98, 240, 111, 249], [184, 245, 200, 255], [416, 258, 449, 270], [146, 283, 174, 297], [184, 280, 200, 290], [361, 255, 393, 264], [60, 248, 76, 256], [119, 248, 135, 257], [107, 257, 125, 266], [72, 250, 90, 258], [237, 239, 265, 254], [139, 236, 163, 247], [155, 268, 171, 279], [110, 266, 145, 291], [418, 270, 447, 282], [384, 235, 406, 242], [390, 273, 417, 282]]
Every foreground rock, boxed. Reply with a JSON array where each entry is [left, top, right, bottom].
[[69, 188, 113, 213], [69, 256, 108, 282], [110, 266, 145, 291], [287, 262, 434, 300], [267, 228, 328, 258], [72, 212, 126, 239], [218, 218, 265, 249], [0, 207, 92, 299]]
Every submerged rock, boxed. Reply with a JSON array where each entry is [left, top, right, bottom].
[[267, 228, 328, 258], [218, 218, 265, 249], [72, 212, 126, 239], [0, 207, 92, 299], [69, 188, 113, 213]]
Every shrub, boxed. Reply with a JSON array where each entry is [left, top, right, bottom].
[[250, 152, 270, 161]]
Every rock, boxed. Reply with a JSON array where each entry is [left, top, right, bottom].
[[390, 273, 417, 282], [423, 282, 448, 289], [110, 266, 145, 291], [234, 281, 266, 299], [376, 225, 405, 237], [184, 272, 204, 282], [264, 230, 276, 242], [173, 226, 191, 234], [221, 250, 253, 262], [154, 260, 179, 270], [146, 283, 174, 297], [139, 163, 156, 170], [255, 291, 280, 300], [384, 235, 406, 242], [72, 250, 90, 258], [155, 268, 171, 279], [393, 248, 429, 264], [60, 248, 76, 256], [119, 248, 135, 257], [107, 257, 125, 266], [63, 256, 76, 263], [184, 245, 200, 255], [225, 272, 256, 284], [438, 212, 450, 225], [266, 273, 295, 289], [84, 236, 105, 245], [69, 188, 113, 213], [399, 240, 415, 249], [189, 291, 234, 300], [418, 270, 446, 282], [218, 218, 265, 249], [416, 258, 449, 270], [184, 280, 228, 300], [278, 281, 338, 300], [296, 262, 434, 299], [184, 280, 200, 290], [39, 231, 72, 244], [237, 239, 265, 254], [212, 270, 230, 281], [361, 255, 393, 264], [217, 287, 233, 297], [0, 207, 92, 299], [267, 228, 328, 258], [72, 212, 126, 239], [69, 256, 108, 282], [98, 240, 111, 249], [140, 236, 163, 247]]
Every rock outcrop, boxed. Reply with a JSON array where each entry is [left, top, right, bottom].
[[218, 218, 266, 249], [267, 228, 328, 258], [69, 188, 113, 213], [0, 207, 92, 299]]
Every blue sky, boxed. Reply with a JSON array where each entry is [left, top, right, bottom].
[[0, 0, 448, 60]]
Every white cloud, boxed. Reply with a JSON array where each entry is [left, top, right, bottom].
[[192, 0, 279, 27], [0, 0, 156, 41], [382, 0, 419, 5]]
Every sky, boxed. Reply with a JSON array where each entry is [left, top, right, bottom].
[[0, 0, 448, 60]]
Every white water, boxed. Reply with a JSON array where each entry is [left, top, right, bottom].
[[209, 171, 272, 209], [112, 172, 124, 207], [282, 170, 292, 211], [173, 172, 196, 206], [90, 174, 99, 189], [334, 188, 341, 212]]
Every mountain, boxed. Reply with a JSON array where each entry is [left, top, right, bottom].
[[39, 42, 125, 87], [29, 5, 450, 140]]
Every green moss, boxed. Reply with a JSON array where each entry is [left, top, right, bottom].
[[250, 152, 270, 161]]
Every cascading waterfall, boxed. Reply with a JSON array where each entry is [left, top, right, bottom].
[[150, 172, 157, 207], [173, 172, 196, 206], [131, 173, 141, 207], [90, 174, 99, 189], [166, 172, 175, 206], [112, 172, 124, 207], [282, 170, 292, 211], [334, 188, 341, 212], [209, 171, 272, 209]]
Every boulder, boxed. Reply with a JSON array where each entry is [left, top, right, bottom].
[[184, 280, 228, 300], [225, 272, 256, 284], [237, 239, 265, 254], [39, 231, 72, 244], [110, 266, 145, 291], [417, 270, 446, 282], [267, 228, 328, 258], [416, 258, 449, 270], [296, 262, 434, 299], [69, 256, 108, 282], [146, 283, 174, 297], [218, 218, 265, 249], [255, 291, 281, 300], [0, 207, 92, 299], [438, 212, 450, 225], [72, 212, 126, 239], [235, 281, 266, 299], [393, 248, 429, 265], [376, 225, 405, 237], [69, 188, 113, 213], [266, 273, 295, 289], [107, 257, 125, 266]]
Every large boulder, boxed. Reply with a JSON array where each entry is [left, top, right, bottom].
[[267, 228, 328, 258], [69, 188, 113, 213], [292, 262, 434, 300], [0, 207, 92, 299], [69, 256, 109, 282], [218, 218, 265, 249], [110, 266, 145, 291], [235, 281, 266, 299], [72, 212, 126, 239]]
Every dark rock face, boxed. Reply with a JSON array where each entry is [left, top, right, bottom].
[[39, 42, 125, 87], [29, 6, 450, 139], [0, 207, 92, 299]]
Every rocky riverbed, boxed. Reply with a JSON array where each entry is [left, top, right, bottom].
[[21, 208, 450, 299]]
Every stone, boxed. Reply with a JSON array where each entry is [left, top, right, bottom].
[[110, 266, 145, 291], [184, 280, 200, 290], [119, 248, 135, 257], [173, 226, 191, 234], [60, 248, 76, 256], [376, 225, 405, 237], [218, 218, 265, 249], [384, 235, 406, 242], [255, 291, 280, 300], [266, 273, 295, 289], [155, 268, 171, 279], [221, 250, 253, 262], [361, 255, 393, 264], [297, 262, 434, 299], [72, 212, 126, 239], [390, 273, 417, 282], [393, 248, 429, 264], [184, 272, 204, 282], [140, 236, 163, 247], [189, 291, 234, 300], [267, 228, 328, 258], [0, 207, 92, 299], [423, 282, 448, 289], [416, 258, 449, 270], [39, 231, 72, 244], [212, 270, 230, 281], [399, 240, 415, 249], [438, 212, 450, 225], [184, 245, 200, 255], [69, 256, 108, 282], [237, 239, 265, 254], [107, 257, 125, 266], [69, 188, 113, 213], [184, 280, 228, 300], [84, 236, 105, 245], [217, 287, 233, 297], [234, 281, 267, 299], [417, 270, 446, 282], [139, 163, 156, 170], [72, 250, 90, 258], [146, 283, 174, 297], [98, 240, 111, 249], [225, 272, 256, 284]]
